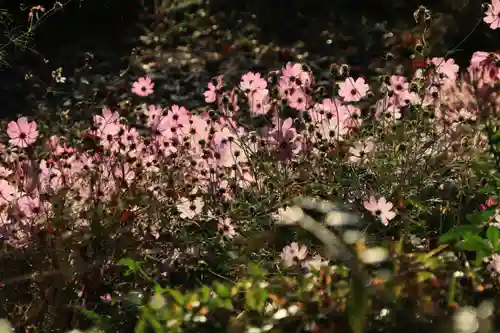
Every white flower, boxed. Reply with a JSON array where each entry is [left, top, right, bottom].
[[280, 242, 308, 267], [176, 196, 204, 219], [272, 308, 289, 320], [302, 255, 329, 271]]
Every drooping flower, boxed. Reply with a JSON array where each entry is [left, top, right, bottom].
[[483, 0, 500, 30], [204, 76, 223, 103], [7, 117, 38, 148]]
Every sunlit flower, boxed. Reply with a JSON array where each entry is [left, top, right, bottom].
[[483, 0, 500, 30], [176, 197, 204, 220], [7, 117, 38, 148], [132, 76, 154, 96], [338, 77, 369, 102], [364, 196, 397, 226]]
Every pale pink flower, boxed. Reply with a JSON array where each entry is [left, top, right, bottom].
[[302, 254, 329, 272], [493, 209, 500, 224], [389, 75, 409, 95], [0, 179, 19, 205], [468, 51, 500, 85], [217, 217, 236, 238], [280, 242, 308, 267], [7, 117, 39, 148], [204, 76, 223, 103], [240, 72, 267, 93], [269, 118, 301, 160], [17, 195, 50, 219], [131, 76, 154, 96], [376, 104, 402, 121], [430, 57, 459, 83], [484, 0, 500, 30], [363, 196, 397, 226], [288, 88, 309, 111], [100, 294, 112, 303], [176, 196, 204, 219], [143, 104, 164, 127], [487, 254, 500, 283], [248, 89, 271, 115], [0, 166, 12, 178], [93, 107, 120, 136], [338, 77, 369, 102], [281, 62, 313, 87], [348, 140, 375, 163]]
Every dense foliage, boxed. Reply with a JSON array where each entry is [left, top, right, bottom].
[[0, 0, 498, 332]]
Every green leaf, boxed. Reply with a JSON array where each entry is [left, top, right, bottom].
[[439, 225, 481, 244], [247, 262, 267, 278], [486, 227, 500, 250], [245, 288, 267, 311], [135, 315, 147, 333], [166, 289, 185, 305], [117, 258, 144, 276], [199, 286, 211, 302], [466, 210, 495, 225], [213, 281, 231, 298], [456, 235, 492, 255]]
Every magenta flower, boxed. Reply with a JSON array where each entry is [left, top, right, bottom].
[[363, 196, 397, 226], [484, 0, 500, 30], [131, 76, 154, 96], [7, 117, 38, 148]]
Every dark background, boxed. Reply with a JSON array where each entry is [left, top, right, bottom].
[[0, 0, 496, 118]]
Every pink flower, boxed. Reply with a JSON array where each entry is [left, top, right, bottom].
[[239, 72, 267, 93], [280, 242, 308, 267], [93, 107, 120, 136], [131, 76, 154, 96], [248, 89, 271, 115], [281, 62, 313, 87], [204, 76, 223, 103], [363, 196, 396, 226], [176, 196, 204, 219], [7, 117, 38, 148], [348, 139, 374, 163], [486, 197, 497, 207], [430, 57, 459, 83], [389, 75, 409, 95], [269, 118, 301, 160], [0, 179, 19, 207], [487, 254, 500, 284], [217, 217, 236, 238], [100, 293, 112, 303], [467, 51, 500, 85], [338, 77, 369, 102], [484, 0, 500, 30]]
